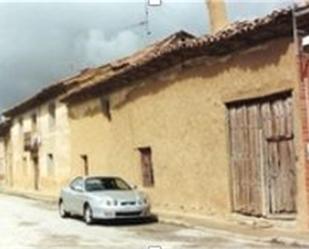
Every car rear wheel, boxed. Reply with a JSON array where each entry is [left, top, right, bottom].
[[59, 200, 69, 218], [84, 205, 94, 225]]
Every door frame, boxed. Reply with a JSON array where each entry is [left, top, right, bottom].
[[226, 90, 297, 219]]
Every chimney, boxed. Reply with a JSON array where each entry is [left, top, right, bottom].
[[207, 0, 229, 34]]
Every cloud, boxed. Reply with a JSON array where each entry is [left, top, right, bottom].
[[0, 1, 293, 112], [227, 0, 293, 21], [76, 29, 143, 66]]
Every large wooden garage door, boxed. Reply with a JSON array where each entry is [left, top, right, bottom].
[[228, 92, 296, 217]]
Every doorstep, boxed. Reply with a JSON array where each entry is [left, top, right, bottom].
[[154, 209, 309, 247]]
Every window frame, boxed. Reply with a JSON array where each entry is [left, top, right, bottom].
[[47, 153, 54, 176], [138, 147, 155, 187], [48, 102, 56, 131]]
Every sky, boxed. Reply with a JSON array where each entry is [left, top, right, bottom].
[[0, 0, 293, 112]]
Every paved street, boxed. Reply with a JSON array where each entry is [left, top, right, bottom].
[[0, 194, 306, 249]]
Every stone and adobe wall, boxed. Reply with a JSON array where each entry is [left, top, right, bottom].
[[0, 138, 5, 183], [8, 99, 71, 196], [298, 53, 309, 228], [68, 37, 309, 230]]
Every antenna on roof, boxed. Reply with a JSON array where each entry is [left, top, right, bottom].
[[143, 0, 162, 44], [144, 0, 162, 37], [119, 0, 162, 40], [144, 0, 151, 36]]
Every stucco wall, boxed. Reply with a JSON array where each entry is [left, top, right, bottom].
[[0, 138, 5, 182], [8, 100, 71, 195], [69, 37, 307, 228]]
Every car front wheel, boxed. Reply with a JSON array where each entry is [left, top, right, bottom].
[[84, 205, 94, 225], [59, 200, 69, 218]]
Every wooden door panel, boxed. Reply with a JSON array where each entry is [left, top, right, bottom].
[[267, 139, 296, 214], [264, 97, 296, 215], [229, 104, 263, 216]]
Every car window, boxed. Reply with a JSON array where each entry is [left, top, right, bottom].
[[115, 178, 131, 190], [70, 177, 83, 191], [85, 177, 131, 192]]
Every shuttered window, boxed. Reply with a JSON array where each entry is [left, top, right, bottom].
[[48, 103, 56, 131], [47, 153, 54, 176], [138, 147, 155, 187]]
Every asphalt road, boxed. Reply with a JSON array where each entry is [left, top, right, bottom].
[[0, 194, 305, 249]]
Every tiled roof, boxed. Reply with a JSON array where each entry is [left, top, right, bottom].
[[63, 6, 301, 103], [186, 8, 293, 48]]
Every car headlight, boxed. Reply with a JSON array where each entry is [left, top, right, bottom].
[[105, 199, 118, 206], [137, 197, 148, 205]]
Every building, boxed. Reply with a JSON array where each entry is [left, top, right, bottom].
[[0, 31, 195, 195], [0, 119, 11, 185], [0, 70, 110, 193], [2, 4, 309, 231], [294, 2, 309, 230], [59, 7, 309, 230]]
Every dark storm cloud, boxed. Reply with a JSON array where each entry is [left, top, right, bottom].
[[0, 0, 291, 112]]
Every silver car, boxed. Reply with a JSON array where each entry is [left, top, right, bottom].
[[59, 176, 151, 224]]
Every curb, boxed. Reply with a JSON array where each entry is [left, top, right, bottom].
[[159, 217, 268, 245], [0, 188, 58, 204], [158, 216, 309, 248]]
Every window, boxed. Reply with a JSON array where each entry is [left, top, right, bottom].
[[48, 103, 56, 130], [81, 154, 89, 176], [18, 117, 23, 134], [100, 97, 111, 121], [18, 117, 24, 149], [47, 153, 54, 175], [138, 147, 154, 187], [22, 156, 27, 175], [31, 113, 37, 132]]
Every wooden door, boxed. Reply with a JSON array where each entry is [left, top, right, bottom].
[[261, 97, 296, 215], [228, 92, 296, 217], [33, 157, 39, 190]]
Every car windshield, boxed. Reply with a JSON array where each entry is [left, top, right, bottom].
[[85, 177, 132, 192]]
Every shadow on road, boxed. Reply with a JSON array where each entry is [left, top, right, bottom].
[[96, 215, 159, 227], [68, 214, 159, 227]]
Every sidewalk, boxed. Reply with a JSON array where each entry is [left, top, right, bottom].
[[156, 210, 309, 248], [1, 187, 309, 247], [0, 186, 58, 204]]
